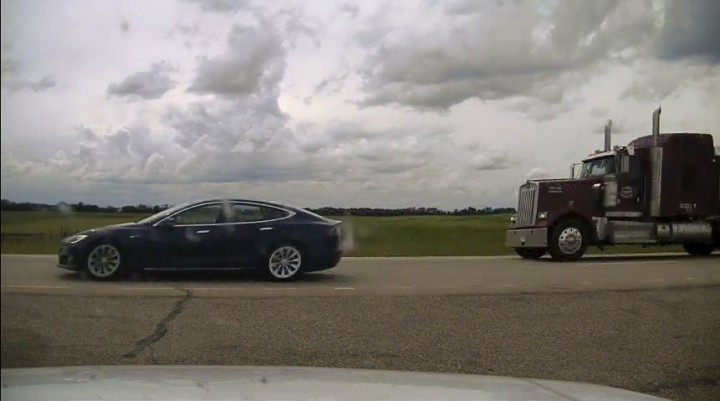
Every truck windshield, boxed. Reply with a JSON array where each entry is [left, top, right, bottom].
[[579, 156, 615, 178]]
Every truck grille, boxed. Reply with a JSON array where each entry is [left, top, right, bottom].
[[516, 183, 538, 227]]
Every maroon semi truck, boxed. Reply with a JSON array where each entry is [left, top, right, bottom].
[[506, 108, 720, 261]]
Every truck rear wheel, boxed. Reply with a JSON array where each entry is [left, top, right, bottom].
[[683, 243, 714, 256], [549, 219, 588, 262], [514, 248, 545, 260]]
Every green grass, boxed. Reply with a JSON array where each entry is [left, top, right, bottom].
[[1, 211, 148, 254], [0, 211, 682, 256]]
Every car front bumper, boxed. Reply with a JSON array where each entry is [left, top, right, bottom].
[[506, 227, 548, 248], [57, 243, 84, 271]]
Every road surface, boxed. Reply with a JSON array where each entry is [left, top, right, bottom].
[[2, 253, 719, 297], [2, 253, 719, 401]]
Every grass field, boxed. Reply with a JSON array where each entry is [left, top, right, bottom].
[[0, 211, 680, 256]]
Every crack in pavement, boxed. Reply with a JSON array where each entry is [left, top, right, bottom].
[[122, 290, 192, 359]]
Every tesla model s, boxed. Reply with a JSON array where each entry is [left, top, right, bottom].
[[58, 199, 343, 281]]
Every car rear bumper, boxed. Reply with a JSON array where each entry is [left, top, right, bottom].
[[306, 249, 342, 272], [506, 227, 548, 248]]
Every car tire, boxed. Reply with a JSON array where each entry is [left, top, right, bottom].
[[548, 219, 588, 262], [85, 242, 124, 280], [515, 248, 546, 260], [683, 243, 714, 256], [265, 244, 304, 281]]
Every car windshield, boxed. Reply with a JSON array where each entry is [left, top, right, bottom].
[[136, 202, 192, 224], [579, 156, 616, 178]]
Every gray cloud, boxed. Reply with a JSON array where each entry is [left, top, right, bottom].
[[107, 62, 175, 100], [2, 74, 56, 92], [657, 0, 720, 62], [357, 1, 656, 112], [621, 60, 720, 100], [1, 57, 56, 92], [188, 22, 285, 97], [182, 0, 252, 13], [339, 2, 360, 19], [120, 18, 130, 33]]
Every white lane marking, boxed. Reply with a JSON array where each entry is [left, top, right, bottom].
[[1, 284, 67, 289], [585, 260, 677, 266], [120, 287, 177, 291], [333, 287, 355, 290], [261, 287, 298, 291], [343, 256, 517, 261], [686, 278, 697, 281]]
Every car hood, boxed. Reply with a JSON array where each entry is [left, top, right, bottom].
[[82, 222, 144, 235], [0, 366, 668, 401]]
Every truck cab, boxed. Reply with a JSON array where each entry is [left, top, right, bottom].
[[506, 109, 720, 261]]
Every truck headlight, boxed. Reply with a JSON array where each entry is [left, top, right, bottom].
[[537, 211, 548, 220], [66, 234, 88, 244]]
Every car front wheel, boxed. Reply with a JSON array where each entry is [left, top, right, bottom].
[[85, 243, 124, 280], [266, 244, 304, 281]]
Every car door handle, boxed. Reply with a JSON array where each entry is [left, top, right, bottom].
[[259, 227, 274, 231], [195, 230, 211, 234]]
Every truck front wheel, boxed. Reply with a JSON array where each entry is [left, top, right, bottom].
[[683, 243, 714, 256], [514, 248, 546, 260], [549, 219, 588, 262]]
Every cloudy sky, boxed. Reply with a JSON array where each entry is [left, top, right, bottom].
[[1, 0, 719, 209]]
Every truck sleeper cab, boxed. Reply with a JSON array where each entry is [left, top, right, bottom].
[[506, 110, 719, 261]]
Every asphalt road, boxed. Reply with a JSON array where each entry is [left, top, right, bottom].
[[2, 254, 720, 401], [2, 253, 720, 297]]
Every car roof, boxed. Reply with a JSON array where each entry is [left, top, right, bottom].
[[182, 199, 308, 214]]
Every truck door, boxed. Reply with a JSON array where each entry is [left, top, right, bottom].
[[605, 154, 644, 218]]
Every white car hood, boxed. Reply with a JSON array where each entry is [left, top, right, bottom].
[[1, 366, 668, 401]]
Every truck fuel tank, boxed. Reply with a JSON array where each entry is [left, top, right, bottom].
[[657, 221, 713, 243]]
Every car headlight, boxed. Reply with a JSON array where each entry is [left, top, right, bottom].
[[66, 234, 88, 244], [537, 211, 548, 220], [510, 216, 517, 223]]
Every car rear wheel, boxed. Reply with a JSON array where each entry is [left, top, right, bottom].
[[683, 243, 714, 256], [549, 219, 588, 261], [266, 244, 303, 281], [515, 248, 546, 260], [85, 243, 123, 280]]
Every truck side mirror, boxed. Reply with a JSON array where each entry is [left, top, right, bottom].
[[619, 155, 630, 174], [591, 183, 603, 208]]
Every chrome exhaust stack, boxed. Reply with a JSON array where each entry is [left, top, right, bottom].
[[649, 107, 662, 216], [604, 119, 612, 151]]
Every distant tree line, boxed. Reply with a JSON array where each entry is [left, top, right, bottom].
[[1, 199, 169, 214], [1, 199, 515, 217], [307, 206, 516, 216]]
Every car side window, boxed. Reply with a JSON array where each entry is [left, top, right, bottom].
[[229, 204, 263, 223], [172, 204, 222, 225], [228, 204, 289, 223], [261, 206, 290, 220]]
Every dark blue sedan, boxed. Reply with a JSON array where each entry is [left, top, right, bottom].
[[58, 199, 343, 281]]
